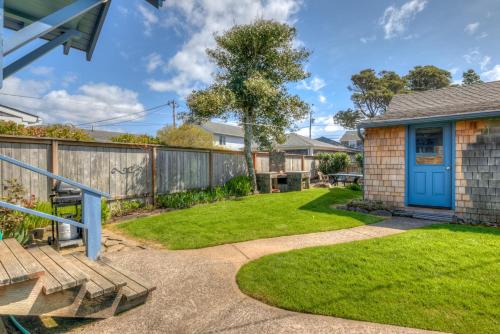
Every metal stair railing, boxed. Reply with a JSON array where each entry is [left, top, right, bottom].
[[0, 154, 110, 260]]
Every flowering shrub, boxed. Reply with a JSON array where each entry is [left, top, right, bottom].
[[0, 121, 93, 141], [110, 133, 160, 144]]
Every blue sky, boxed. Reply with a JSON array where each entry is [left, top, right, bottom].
[[1, 0, 500, 140]]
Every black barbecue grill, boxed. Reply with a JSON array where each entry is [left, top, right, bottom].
[[49, 181, 84, 249]]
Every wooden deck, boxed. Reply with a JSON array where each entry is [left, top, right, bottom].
[[0, 239, 155, 318]]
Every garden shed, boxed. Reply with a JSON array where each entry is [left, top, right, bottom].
[[359, 81, 500, 226]]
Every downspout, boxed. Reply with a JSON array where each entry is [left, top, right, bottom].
[[357, 125, 366, 200]]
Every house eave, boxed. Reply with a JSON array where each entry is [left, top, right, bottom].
[[358, 110, 500, 129]]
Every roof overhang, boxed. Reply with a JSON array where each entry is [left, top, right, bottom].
[[358, 110, 500, 129], [1, 0, 163, 86]]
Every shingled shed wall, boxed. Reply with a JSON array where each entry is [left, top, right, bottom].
[[455, 119, 500, 226], [363, 126, 406, 207]]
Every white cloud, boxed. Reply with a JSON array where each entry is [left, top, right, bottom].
[[463, 49, 491, 71], [294, 114, 344, 139], [0, 77, 145, 125], [61, 73, 78, 87], [137, 3, 159, 36], [477, 32, 488, 39], [360, 36, 376, 44], [380, 0, 427, 39], [482, 65, 500, 81], [448, 67, 459, 76], [30, 66, 54, 76], [318, 94, 327, 103], [146, 0, 303, 97], [297, 76, 326, 91], [145, 52, 164, 73], [117, 5, 129, 16], [464, 22, 480, 35]]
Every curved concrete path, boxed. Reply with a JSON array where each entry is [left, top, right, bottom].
[[69, 218, 445, 334]]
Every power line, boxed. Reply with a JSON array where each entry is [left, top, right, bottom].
[[75, 103, 169, 126], [0, 92, 44, 100]]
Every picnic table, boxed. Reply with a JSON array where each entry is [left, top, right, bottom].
[[328, 173, 363, 186]]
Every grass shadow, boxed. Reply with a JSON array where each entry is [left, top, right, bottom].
[[419, 223, 500, 236]]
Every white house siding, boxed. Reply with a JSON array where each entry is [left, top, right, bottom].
[[213, 134, 244, 150]]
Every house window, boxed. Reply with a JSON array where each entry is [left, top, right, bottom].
[[219, 135, 226, 146], [415, 127, 443, 164], [348, 140, 357, 147]]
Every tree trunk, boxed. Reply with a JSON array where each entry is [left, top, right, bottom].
[[243, 117, 257, 193]]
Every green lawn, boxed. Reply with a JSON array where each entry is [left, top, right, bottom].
[[237, 224, 500, 334], [116, 188, 381, 249]]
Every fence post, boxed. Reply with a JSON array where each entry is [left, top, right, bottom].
[[208, 150, 213, 188], [83, 190, 101, 260], [50, 140, 59, 188], [252, 152, 257, 173], [151, 146, 157, 205]]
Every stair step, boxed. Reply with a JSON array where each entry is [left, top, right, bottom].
[[100, 257, 156, 301], [67, 253, 127, 299], [394, 208, 454, 223], [29, 246, 89, 294], [0, 239, 45, 287]]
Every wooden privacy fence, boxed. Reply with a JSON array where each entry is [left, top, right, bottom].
[[0, 136, 327, 202]]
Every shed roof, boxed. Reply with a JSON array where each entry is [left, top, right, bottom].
[[277, 133, 357, 152], [360, 80, 500, 128], [198, 121, 244, 137]]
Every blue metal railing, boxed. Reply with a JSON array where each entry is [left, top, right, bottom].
[[0, 154, 110, 260]]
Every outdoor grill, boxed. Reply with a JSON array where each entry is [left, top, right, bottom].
[[49, 181, 84, 249]]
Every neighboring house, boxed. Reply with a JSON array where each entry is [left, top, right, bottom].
[[0, 104, 41, 125], [359, 80, 500, 226], [276, 133, 358, 155], [315, 136, 343, 146], [198, 121, 245, 150], [340, 130, 363, 149], [83, 129, 128, 142]]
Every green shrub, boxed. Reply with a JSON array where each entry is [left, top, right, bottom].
[[224, 175, 252, 197], [110, 133, 160, 145], [317, 152, 351, 174], [354, 152, 364, 169], [347, 199, 392, 212], [346, 183, 362, 191], [24, 201, 52, 229], [156, 187, 228, 209], [101, 200, 111, 222], [110, 200, 144, 218], [155, 175, 252, 210]]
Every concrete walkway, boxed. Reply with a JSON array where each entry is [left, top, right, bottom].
[[69, 218, 445, 334]]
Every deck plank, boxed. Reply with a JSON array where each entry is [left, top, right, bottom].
[[0, 262, 10, 286], [100, 258, 156, 300], [0, 239, 29, 284], [72, 254, 127, 290], [3, 239, 45, 280], [39, 246, 88, 286], [66, 254, 116, 298], [28, 247, 78, 291]]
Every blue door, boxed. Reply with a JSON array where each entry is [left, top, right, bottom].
[[408, 123, 452, 208]]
